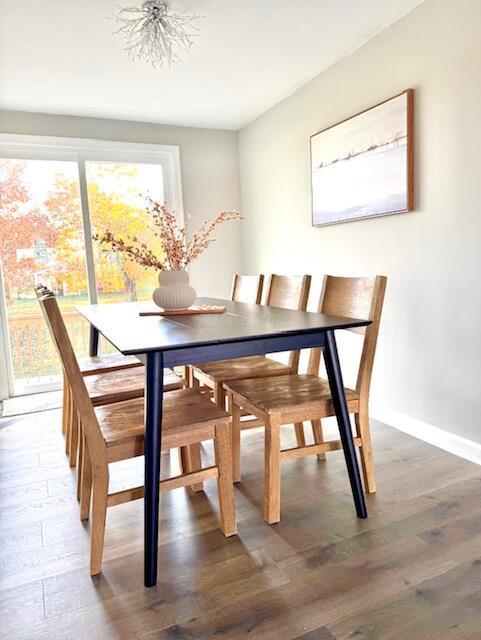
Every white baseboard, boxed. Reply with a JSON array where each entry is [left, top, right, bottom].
[[372, 406, 481, 467]]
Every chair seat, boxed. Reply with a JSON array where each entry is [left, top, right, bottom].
[[85, 368, 184, 406], [226, 374, 359, 417], [78, 353, 142, 376], [192, 355, 291, 384], [95, 388, 231, 448]]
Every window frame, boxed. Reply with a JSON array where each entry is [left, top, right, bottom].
[[0, 133, 184, 398]]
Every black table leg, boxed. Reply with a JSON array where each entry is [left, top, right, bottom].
[[89, 326, 99, 357], [144, 351, 164, 587], [324, 330, 367, 519]]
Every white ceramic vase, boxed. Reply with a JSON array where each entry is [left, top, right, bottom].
[[152, 269, 196, 310]]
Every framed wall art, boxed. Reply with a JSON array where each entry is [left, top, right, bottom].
[[311, 89, 414, 226]]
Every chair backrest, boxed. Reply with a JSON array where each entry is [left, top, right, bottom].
[[35, 284, 56, 346], [266, 274, 311, 310], [34, 284, 49, 301], [265, 274, 312, 372], [307, 276, 387, 402], [231, 274, 264, 304], [37, 290, 107, 470]]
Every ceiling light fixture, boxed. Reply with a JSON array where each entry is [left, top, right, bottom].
[[114, 1, 200, 68]]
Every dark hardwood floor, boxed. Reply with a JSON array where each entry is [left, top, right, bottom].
[[1, 407, 481, 639]]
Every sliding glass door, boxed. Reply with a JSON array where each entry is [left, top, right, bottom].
[[0, 136, 183, 397], [0, 158, 90, 394]]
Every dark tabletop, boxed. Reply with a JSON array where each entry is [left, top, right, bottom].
[[76, 297, 371, 355]]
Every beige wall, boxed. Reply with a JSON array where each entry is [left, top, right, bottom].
[[0, 110, 242, 299], [239, 0, 481, 442]]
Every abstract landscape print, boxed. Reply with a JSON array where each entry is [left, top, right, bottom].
[[311, 89, 413, 226]]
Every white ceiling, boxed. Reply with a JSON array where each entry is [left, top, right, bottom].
[[0, 0, 423, 130]]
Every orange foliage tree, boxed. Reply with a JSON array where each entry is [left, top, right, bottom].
[[1, 160, 162, 304], [43, 176, 88, 295], [0, 161, 56, 300], [44, 164, 161, 301]]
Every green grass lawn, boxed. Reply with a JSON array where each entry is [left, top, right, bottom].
[[6, 289, 154, 316]]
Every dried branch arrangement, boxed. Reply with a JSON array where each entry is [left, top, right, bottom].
[[94, 200, 243, 271]]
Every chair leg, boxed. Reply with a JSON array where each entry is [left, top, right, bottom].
[[355, 408, 376, 494], [294, 422, 306, 447], [76, 423, 84, 500], [227, 391, 242, 483], [61, 374, 68, 436], [178, 447, 186, 473], [264, 414, 282, 525], [213, 383, 226, 409], [80, 436, 92, 521], [214, 422, 237, 536], [69, 408, 79, 467], [183, 443, 204, 493], [179, 375, 204, 492], [311, 419, 326, 460], [90, 473, 108, 576], [184, 365, 193, 387], [65, 386, 72, 455]]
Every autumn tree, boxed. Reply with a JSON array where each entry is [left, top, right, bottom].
[[44, 164, 161, 301], [0, 161, 56, 300], [88, 182, 147, 300], [43, 177, 88, 294]]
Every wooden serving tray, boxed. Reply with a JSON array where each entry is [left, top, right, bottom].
[[140, 305, 226, 317]]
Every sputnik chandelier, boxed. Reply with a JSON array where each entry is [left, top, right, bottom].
[[114, 1, 200, 68]]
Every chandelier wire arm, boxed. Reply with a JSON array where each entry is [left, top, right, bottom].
[[113, 1, 201, 67]]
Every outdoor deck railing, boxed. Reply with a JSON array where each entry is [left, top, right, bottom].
[[8, 311, 92, 383]]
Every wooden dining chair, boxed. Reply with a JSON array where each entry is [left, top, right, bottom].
[[35, 284, 143, 452], [189, 274, 311, 484], [36, 287, 185, 513], [38, 290, 237, 576], [225, 275, 387, 524], [35, 286, 184, 479], [231, 273, 264, 304], [34, 285, 143, 374]]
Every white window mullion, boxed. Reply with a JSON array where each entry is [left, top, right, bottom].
[[77, 159, 98, 305]]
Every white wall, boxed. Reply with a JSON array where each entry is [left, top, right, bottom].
[[239, 0, 481, 442], [0, 110, 243, 299]]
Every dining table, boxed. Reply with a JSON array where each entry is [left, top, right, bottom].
[[78, 296, 371, 587]]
